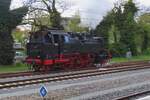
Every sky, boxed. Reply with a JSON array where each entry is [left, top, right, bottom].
[[11, 0, 150, 28]]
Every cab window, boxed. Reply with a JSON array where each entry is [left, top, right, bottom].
[[44, 33, 52, 43], [53, 34, 59, 43], [64, 35, 70, 43], [30, 34, 43, 42]]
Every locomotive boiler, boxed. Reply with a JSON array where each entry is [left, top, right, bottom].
[[25, 28, 111, 71]]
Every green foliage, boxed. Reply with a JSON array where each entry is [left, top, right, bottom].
[[142, 48, 150, 55], [43, 0, 63, 29], [12, 29, 29, 46], [50, 0, 62, 28], [142, 32, 149, 52], [31, 14, 51, 31], [95, 11, 114, 48], [67, 14, 80, 32], [95, 0, 140, 55], [0, 34, 14, 65], [12, 29, 24, 43], [109, 43, 127, 57], [137, 13, 150, 52], [119, 0, 138, 55], [28, 0, 63, 30], [50, 10, 63, 29], [108, 25, 120, 44], [66, 12, 89, 32], [0, 0, 28, 65]]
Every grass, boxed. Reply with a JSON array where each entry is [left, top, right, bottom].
[[0, 63, 28, 73], [111, 54, 150, 63], [0, 54, 149, 73]]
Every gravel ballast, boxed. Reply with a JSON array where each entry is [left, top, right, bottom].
[[1, 68, 150, 100]]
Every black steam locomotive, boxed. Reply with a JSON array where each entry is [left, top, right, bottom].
[[26, 28, 111, 71]]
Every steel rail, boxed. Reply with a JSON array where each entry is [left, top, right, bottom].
[[117, 91, 150, 100], [0, 60, 149, 78], [0, 63, 150, 89]]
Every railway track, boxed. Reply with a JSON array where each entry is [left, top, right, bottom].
[[0, 71, 35, 78], [0, 61, 150, 89], [0, 60, 149, 79], [117, 91, 150, 100]]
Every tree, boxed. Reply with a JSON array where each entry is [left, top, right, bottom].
[[119, 0, 138, 55], [111, 0, 139, 55], [12, 28, 30, 46], [95, 0, 140, 55], [138, 13, 150, 52], [95, 11, 114, 48], [26, 11, 51, 31], [27, 0, 67, 29], [0, 0, 28, 65], [65, 12, 89, 33]]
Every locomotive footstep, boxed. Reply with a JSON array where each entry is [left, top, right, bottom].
[[94, 64, 101, 68], [98, 68, 107, 70], [95, 63, 111, 68]]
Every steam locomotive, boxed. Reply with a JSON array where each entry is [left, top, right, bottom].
[[25, 28, 111, 71]]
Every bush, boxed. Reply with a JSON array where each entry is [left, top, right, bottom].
[[0, 35, 15, 65], [109, 43, 127, 57], [142, 48, 150, 55]]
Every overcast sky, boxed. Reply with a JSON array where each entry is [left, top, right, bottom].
[[11, 0, 150, 28]]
